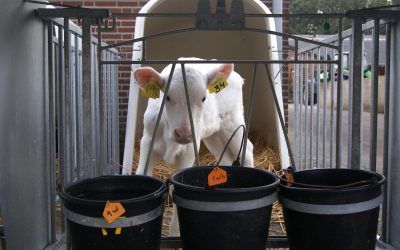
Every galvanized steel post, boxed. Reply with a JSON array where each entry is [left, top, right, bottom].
[[350, 18, 363, 170]]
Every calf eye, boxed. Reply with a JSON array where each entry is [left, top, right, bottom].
[[202, 97, 206, 102], [167, 96, 170, 101]]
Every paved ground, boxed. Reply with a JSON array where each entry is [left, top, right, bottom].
[[287, 103, 385, 174]]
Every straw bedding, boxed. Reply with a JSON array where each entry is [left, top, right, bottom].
[[123, 129, 286, 236]]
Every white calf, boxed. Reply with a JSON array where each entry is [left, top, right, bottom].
[[134, 58, 254, 235]]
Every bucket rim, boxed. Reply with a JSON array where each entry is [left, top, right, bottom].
[[59, 175, 168, 205], [278, 168, 386, 193], [168, 165, 279, 192]]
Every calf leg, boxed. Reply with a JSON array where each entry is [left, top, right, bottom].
[[136, 135, 161, 176], [169, 144, 197, 236]]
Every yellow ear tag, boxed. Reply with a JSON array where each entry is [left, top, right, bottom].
[[142, 80, 160, 99], [208, 77, 229, 94]]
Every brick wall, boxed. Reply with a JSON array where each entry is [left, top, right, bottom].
[[49, 0, 289, 162]]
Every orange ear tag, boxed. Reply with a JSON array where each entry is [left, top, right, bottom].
[[208, 77, 229, 94], [208, 167, 227, 186], [103, 202, 126, 224], [284, 170, 294, 187], [142, 80, 160, 99]]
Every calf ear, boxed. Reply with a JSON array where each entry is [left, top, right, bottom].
[[206, 63, 234, 87], [133, 67, 164, 90]]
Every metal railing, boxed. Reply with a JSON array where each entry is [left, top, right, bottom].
[[33, 4, 400, 249], [45, 18, 119, 249]]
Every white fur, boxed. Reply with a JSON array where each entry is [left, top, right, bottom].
[[134, 58, 254, 236]]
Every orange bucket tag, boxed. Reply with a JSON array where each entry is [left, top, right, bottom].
[[284, 170, 294, 187], [103, 202, 126, 224], [208, 167, 227, 186]]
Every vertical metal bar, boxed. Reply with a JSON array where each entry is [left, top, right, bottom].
[[299, 54, 303, 170], [92, 43, 100, 177], [63, 19, 73, 250], [310, 49, 315, 170], [102, 49, 107, 175], [181, 63, 200, 167], [336, 18, 343, 169], [304, 55, 308, 169], [107, 51, 112, 174], [369, 19, 380, 172], [143, 64, 176, 176], [294, 62, 300, 168], [265, 64, 297, 171], [323, 47, 328, 168], [347, 36, 353, 169], [330, 45, 335, 168], [81, 17, 93, 179], [57, 24, 66, 235], [142, 40, 146, 61], [241, 64, 258, 166], [76, 34, 83, 180], [98, 18, 104, 177], [316, 48, 321, 169], [47, 20, 56, 244], [112, 54, 119, 174], [350, 18, 363, 170], [382, 21, 391, 243], [64, 19, 72, 185]]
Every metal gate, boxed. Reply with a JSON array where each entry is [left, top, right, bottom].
[[1, 0, 398, 249]]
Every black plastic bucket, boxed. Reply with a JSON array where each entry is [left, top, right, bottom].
[[168, 165, 279, 250], [278, 168, 386, 250], [59, 175, 168, 250]]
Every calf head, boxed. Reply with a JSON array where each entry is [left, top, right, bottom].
[[134, 63, 234, 144]]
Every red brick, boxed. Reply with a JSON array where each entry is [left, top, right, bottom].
[[121, 21, 136, 27], [118, 65, 131, 71], [122, 8, 132, 13], [95, 1, 116, 6], [132, 8, 141, 13], [119, 91, 128, 97], [61, 1, 83, 6], [120, 85, 130, 91], [117, 1, 138, 7], [83, 1, 94, 6], [118, 27, 135, 33], [109, 8, 122, 14], [139, 1, 148, 7], [102, 34, 121, 39], [119, 104, 128, 109], [122, 34, 133, 39], [118, 78, 130, 84]]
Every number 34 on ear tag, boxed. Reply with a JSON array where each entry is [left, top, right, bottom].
[[103, 202, 125, 224], [142, 80, 160, 99], [208, 77, 229, 94], [208, 167, 227, 186]]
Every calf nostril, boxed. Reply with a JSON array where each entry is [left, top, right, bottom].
[[174, 130, 180, 138]]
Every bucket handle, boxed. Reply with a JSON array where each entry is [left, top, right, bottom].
[[216, 124, 246, 168], [58, 179, 169, 203], [276, 169, 379, 189]]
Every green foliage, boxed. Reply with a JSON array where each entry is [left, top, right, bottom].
[[289, 0, 392, 34]]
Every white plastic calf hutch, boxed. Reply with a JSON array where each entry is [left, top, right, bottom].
[[122, 0, 289, 174]]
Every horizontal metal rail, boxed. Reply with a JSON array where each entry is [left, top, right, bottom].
[[299, 19, 387, 53], [102, 59, 337, 65], [110, 12, 347, 18]]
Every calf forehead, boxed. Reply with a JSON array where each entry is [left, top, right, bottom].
[[166, 65, 207, 97]]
